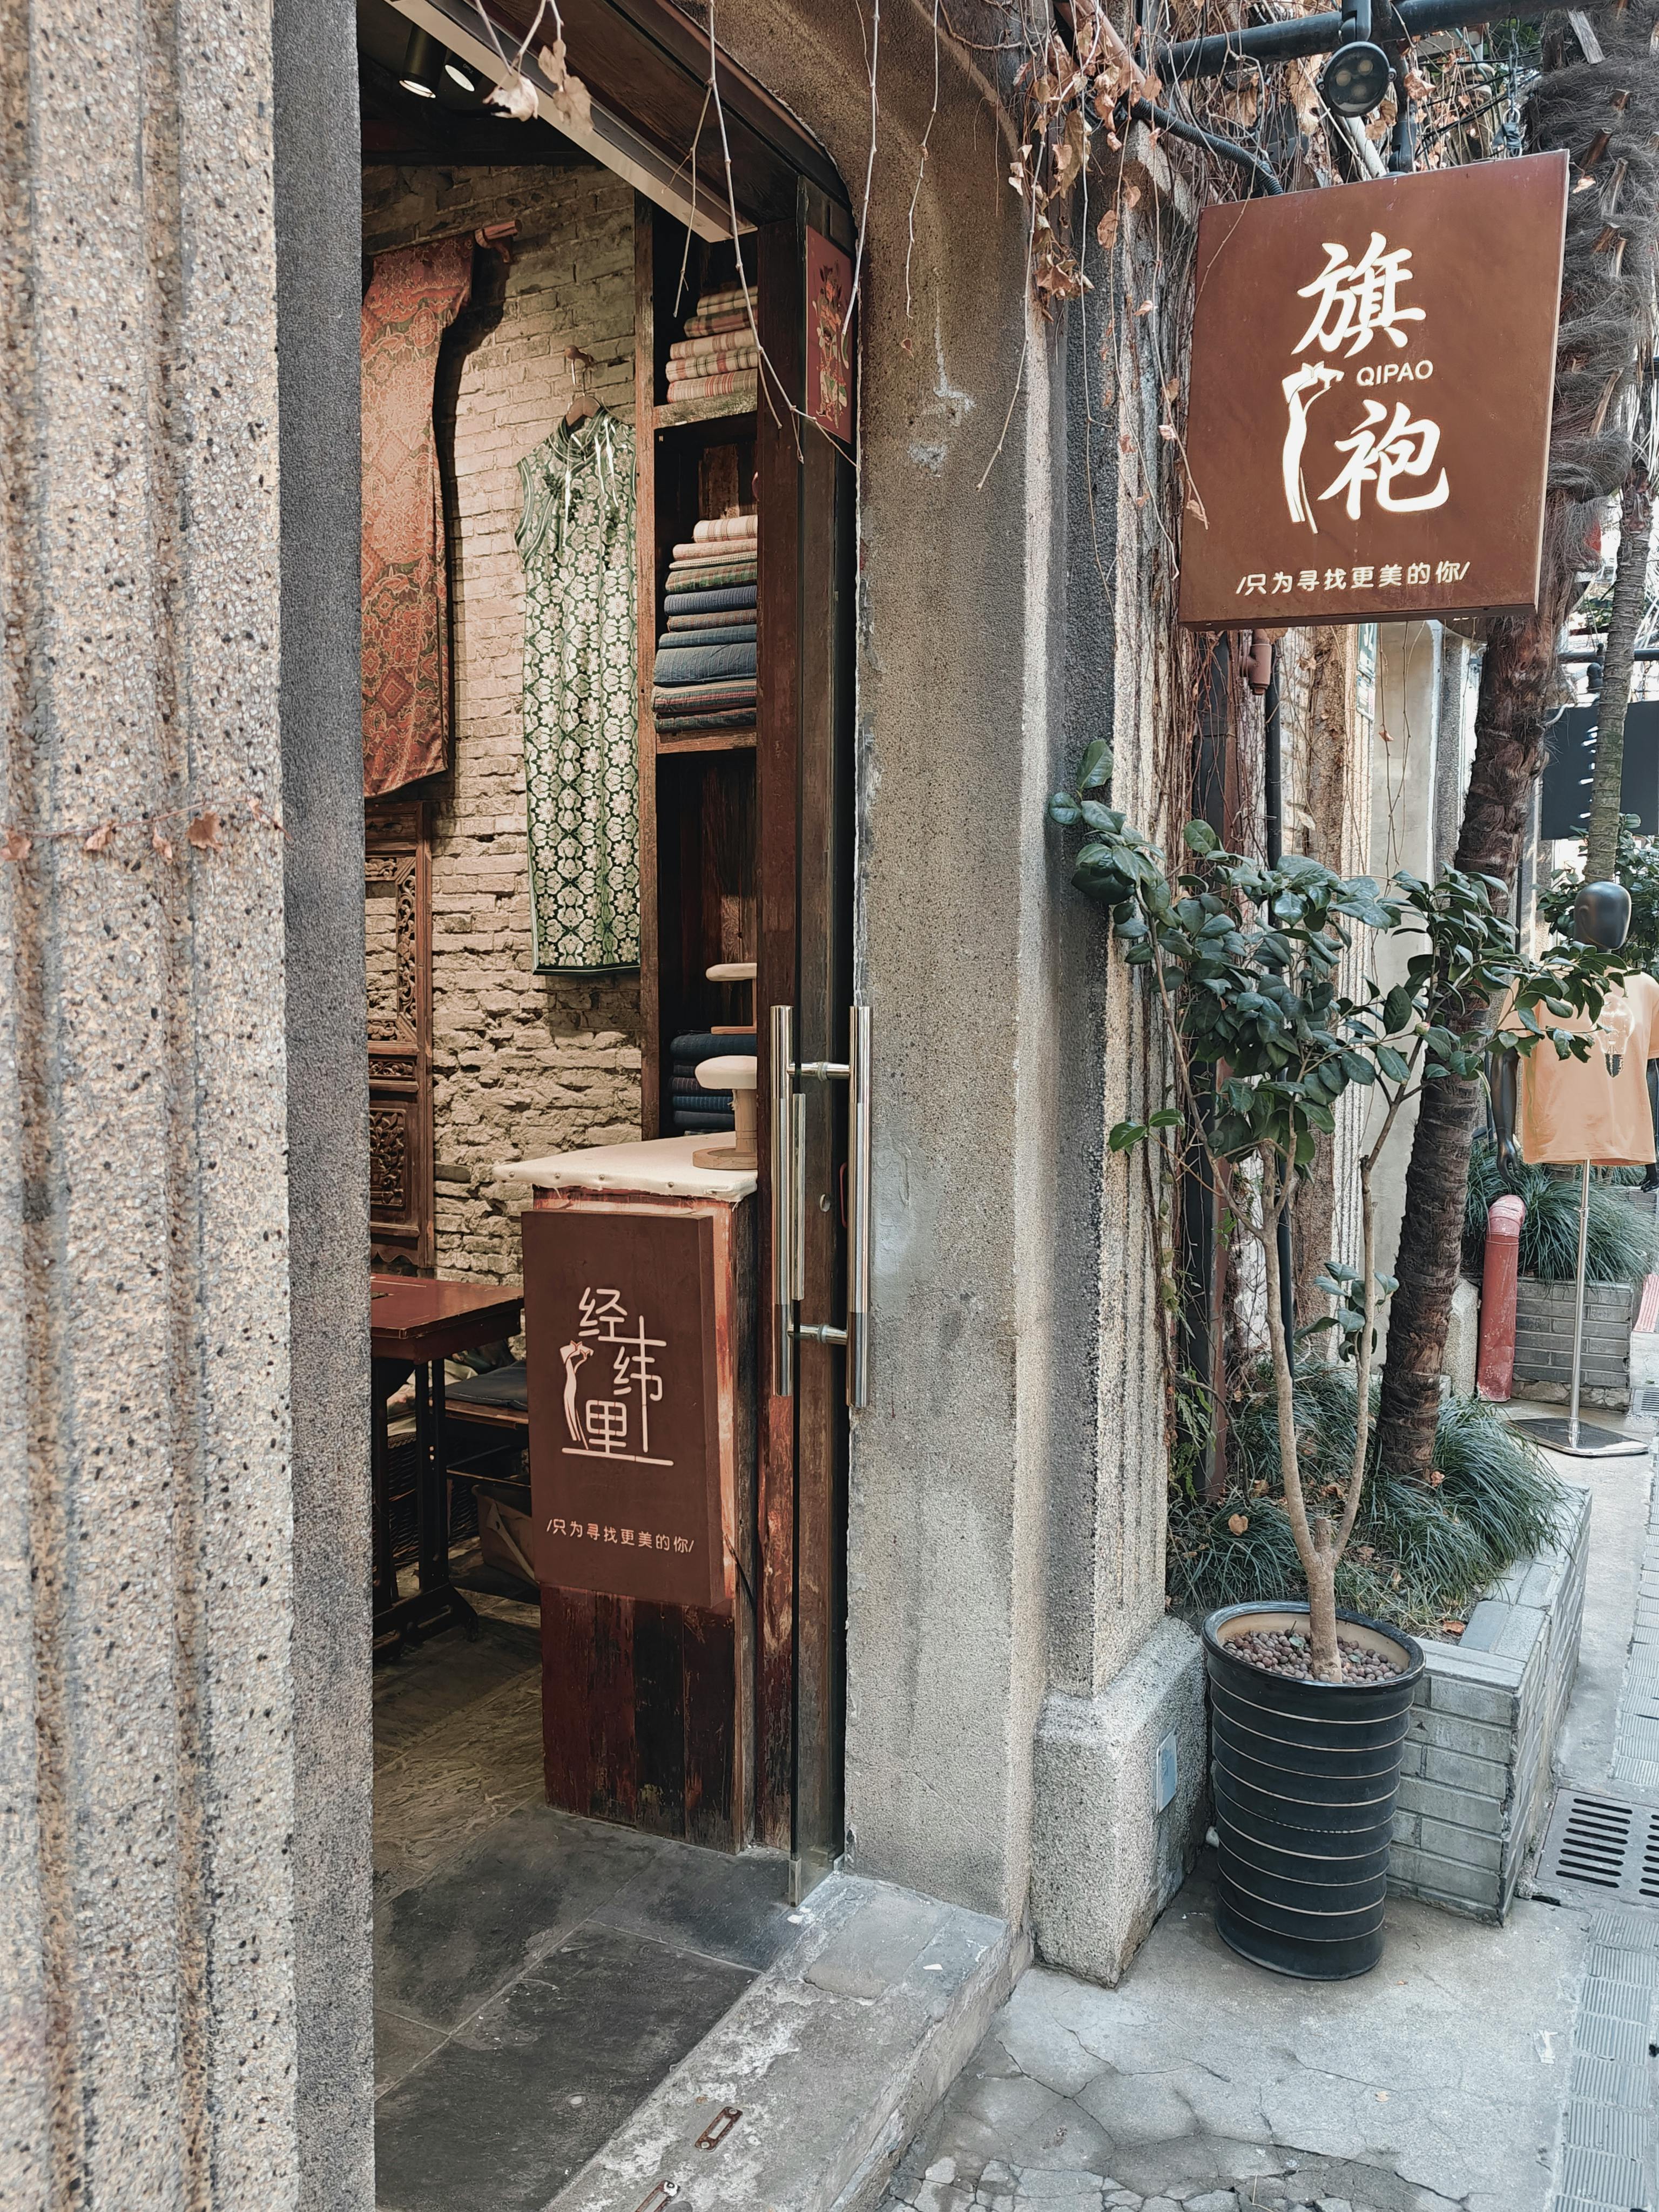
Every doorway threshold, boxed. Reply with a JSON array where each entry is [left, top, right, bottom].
[[551, 1874, 1028, 2212]]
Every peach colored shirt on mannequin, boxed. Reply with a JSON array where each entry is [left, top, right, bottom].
[[1511, 972, 1659, 1166]]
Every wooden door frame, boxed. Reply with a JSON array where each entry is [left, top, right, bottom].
[[366, 798, 435, 1274]]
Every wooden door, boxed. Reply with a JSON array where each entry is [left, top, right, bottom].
[[366, 799, 434, 1273], [756, 188, 858, 1897]]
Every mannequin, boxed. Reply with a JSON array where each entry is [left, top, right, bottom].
[[1492, 881, 1659, 1174], [1492, 880, 1653, 1455]]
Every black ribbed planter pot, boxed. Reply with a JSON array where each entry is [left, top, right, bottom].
[[1203, 1601, 1425, 1981]]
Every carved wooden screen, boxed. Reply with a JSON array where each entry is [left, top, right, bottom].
[[366, 799, 434, 1273]]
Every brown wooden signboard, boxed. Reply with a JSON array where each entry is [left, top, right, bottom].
[[1179, 153, 1567, 630], [523, 1205, 729, 1611]]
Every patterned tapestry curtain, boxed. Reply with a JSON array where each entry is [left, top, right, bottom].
[[360, 236, 474, 799], [516, 408, 640, 972]]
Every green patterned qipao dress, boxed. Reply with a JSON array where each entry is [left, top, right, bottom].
[[516, 408, 640, 971]]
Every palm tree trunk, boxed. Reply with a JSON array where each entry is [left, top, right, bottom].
[[1586, 461, 1653, 882]]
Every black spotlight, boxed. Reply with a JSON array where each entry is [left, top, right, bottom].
[[399, 25, 442, 98], [1319, 36, 1392, 117], [444, 53, 477, 92]]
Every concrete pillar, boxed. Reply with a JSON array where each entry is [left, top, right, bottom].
[[1, 2, 300, 2203]]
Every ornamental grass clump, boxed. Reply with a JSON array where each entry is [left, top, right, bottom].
[[1051, 741, 1614, 1680], [1168, 1368, 1568, 1633], [1465, 1138, 1658, 1285]]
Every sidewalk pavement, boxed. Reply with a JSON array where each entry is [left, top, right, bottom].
[[879, 1438, 1658, 2212]]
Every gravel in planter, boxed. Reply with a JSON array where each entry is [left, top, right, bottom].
[[1228, 1628, 1406, 1683]]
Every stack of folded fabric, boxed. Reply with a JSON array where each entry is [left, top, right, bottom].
[[652, 507, 758, 734], [664, 282, 759, 405], [670, 1029, 754, 1135]]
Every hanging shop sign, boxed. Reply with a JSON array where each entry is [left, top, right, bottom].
[[1178, 152, 1568, 630], [523, 1206, 729, 1611]]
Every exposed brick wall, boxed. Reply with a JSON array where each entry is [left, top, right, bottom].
[[362, 162, 643, 1285]]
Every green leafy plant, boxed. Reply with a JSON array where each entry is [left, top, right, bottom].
[[1170, 1368, 1567, 1633], [1465, 1137, 1658, 1284], [1051, 741, 1614, 1680]]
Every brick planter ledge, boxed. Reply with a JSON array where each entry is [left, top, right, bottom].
[[1388, 1481, 1591, 1921]]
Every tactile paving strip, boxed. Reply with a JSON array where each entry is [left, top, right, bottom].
[[1550, 1910, 1659, 2212]]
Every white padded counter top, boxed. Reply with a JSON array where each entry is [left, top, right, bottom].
[[493, 1132, 757, 1200]]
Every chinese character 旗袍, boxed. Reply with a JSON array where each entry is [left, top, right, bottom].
[[1272, 572, 1293, 594], [1237, 573, 1268, 597], [1352, 567, 1374, 588], [1297, 569, 1318, 592], [1407, 561, 1431, 585], [1380, 563, 1404, 586], [1294, 233, 1426, 359], [1434, 559, 1471, 583], [1324, 568, 1347, 591]]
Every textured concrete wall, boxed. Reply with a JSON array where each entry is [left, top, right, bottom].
[[362, 163, 643, 1285], [1, 1, 300, 2203], [274, 2, 375, 2207]]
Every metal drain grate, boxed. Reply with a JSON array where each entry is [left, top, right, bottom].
[[1539, 1790, 1659, 1907]]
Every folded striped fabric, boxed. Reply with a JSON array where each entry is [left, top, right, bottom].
[[652, 693, 757, 719], [668, 340, 760, 369], [669, 536, 756, 564], [656, 624, 756, 650], [666, 609, 757, 633], [663, 584, 756, 617], [683, 309, 749, 340], [667, 356, 760, 386], [672, 1110, 735, 1132], [671, 1090, 736, 1114], [654, 642, 757, 685], [689, 287, 747, 315], [655, 708, 758, 734], [692, 514, 757, 543], [665, 564, 757, 593], [664, 372, 758, 402]]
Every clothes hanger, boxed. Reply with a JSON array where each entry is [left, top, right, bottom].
[[563, 346, 599, 428]]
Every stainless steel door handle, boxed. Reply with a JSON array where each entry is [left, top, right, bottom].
[[768, 1003, 871, 1409]]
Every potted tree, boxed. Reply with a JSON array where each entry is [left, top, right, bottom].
[[1051, 744, 1611, 1977]]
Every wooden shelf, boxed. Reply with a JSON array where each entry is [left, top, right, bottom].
[[653, 389, 759, 431], [653, 726, 757, 755]]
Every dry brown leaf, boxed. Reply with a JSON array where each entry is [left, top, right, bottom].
[[487, 72, 539, 122], [2, 827, 31, 864], [1118, 430, 1135, 455], [186, 810, 224, 853], [1185, 493, 1209, 525], [1439, 1620, 1465, 1637], [1124, 183, 1142, 208], [152, 823, 176, 862], [1135, 298, 1153, 316], [1227, 1513, 1250, 1535], [1158, 423, 1177, 441], [1096, 208, 1120, 249], [1426, 1467, 1445, 1488], [83, 821, 116, 854], [1162, 376, 1181, 403]]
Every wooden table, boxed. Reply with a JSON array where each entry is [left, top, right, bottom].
[[370, 1273, 523, 1652]]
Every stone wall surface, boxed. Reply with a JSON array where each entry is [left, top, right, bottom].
[[2, 2, 299, 2205], [362, 161, 643, 1285]]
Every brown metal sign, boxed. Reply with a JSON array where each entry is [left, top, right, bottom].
[[1178, 153, 1567, 630], [523, 1206, 727, 1611]]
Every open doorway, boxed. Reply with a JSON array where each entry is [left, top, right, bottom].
[[352, 5, 856, 2202]]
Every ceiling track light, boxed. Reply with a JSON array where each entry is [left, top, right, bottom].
[[399, 25, 442, 99], [444, 55, 477, 92]]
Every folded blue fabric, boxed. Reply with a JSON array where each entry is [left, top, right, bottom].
[[672, 1110, 735, 1132], [656, 624, 756, 651], [662, 584, 757, 617], [656, 710, 758, 733], [670, 1089, 736, 1112], [671, 1031, 754, 1062], [653, 641, 758, 686]]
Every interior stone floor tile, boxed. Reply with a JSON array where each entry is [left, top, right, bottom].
[[372, 1612, 542, 1763], [591, 1833, 795, 1970], [375, 1802, 666, 2030], [374, 1667, 546, 1903], [373, 1921, 753, 2212]]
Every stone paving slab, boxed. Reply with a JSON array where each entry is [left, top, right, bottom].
[[879, 1872, 1590, 2212]]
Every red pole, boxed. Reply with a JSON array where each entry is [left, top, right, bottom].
[[1476, 1193, 1526, 1401]]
